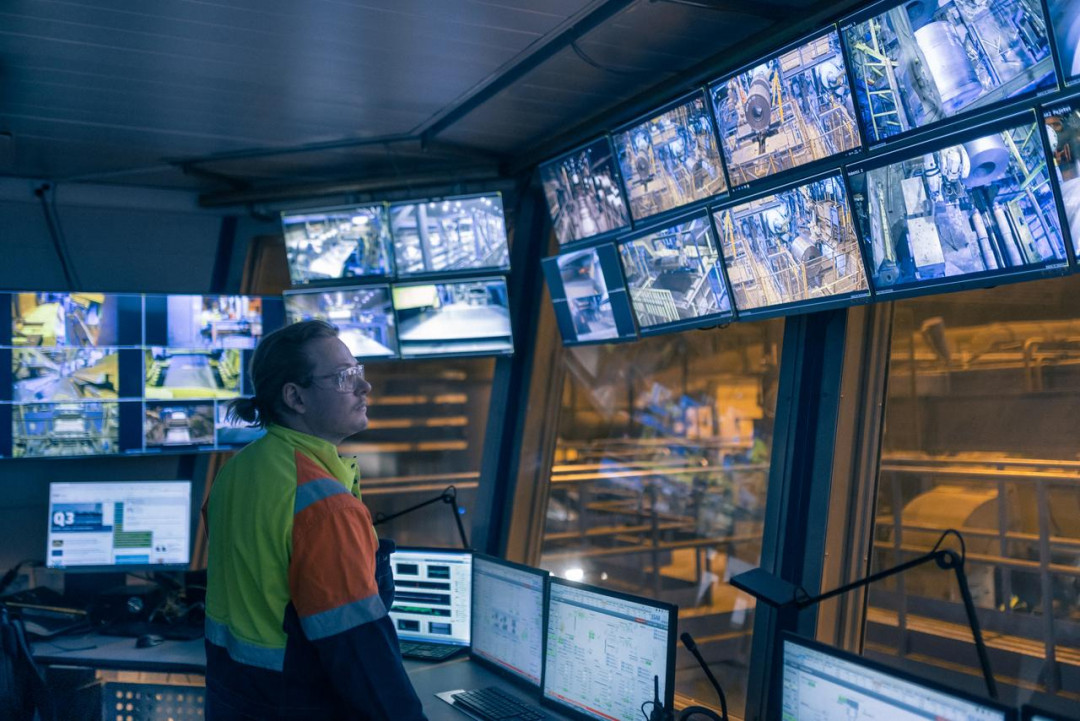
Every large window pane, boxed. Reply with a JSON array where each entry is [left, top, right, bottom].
[[539, 320, 783, 717]]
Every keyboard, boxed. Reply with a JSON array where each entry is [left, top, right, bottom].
[[101, 620, 204, 641], [399, 640, 466, 661], [450, 687, 546, 721]]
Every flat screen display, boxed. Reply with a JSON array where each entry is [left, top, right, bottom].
[[389, 548, 472, 647], [542, 244, 638, 345], [281, 203, 393, 284], [849, 116, 1069, 296], [13, 348, 123, 403], [842, 0, 1056, 146], [613, 92, 728, 221], [710, 30, 861, 189], [1043, 99, 1080, 257], [392, 279, 513, 358], [144, 401, 215, 449], [540, 137, 631, 246], [146, 295, 264, 350], [470, 555, 547, 687], [1049, 0, 1080, 85], [710, 172, 869, 317], [144, 348, 242, 400], [9, 292, 141, 347], [618, 214, 734, 332], [284, 286, 398, 359], [11, 402, 124, 458], [390, 193, 510, 276]]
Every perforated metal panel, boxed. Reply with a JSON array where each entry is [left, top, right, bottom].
[[102, 682, 205, 721]]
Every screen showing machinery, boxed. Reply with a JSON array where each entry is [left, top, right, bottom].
[[144, 401, 214, 449], [281, 203, 394, 284], [10, 402, 123, 458], [1048, 0, 1080, 85], [144, 348, 242, 400], [612, 92, 729, 221], [1042, 99, 1080, 257], [849, 116, 1068, 295], [284, 286, 398, 359], [12, 348, 124, 403], [470, 555, 547, 687], [146, 295, 264, 350], [390, 548, 473, 648], [542, 244, 638, 345], [391, 279, 513, 358], [842, 0, 1056, 146], [617, 215, 734, 332], [46, 481, 192, 571], [390, 193, 510, 276], [710, 30, 861, 188], [540, 136, 632, 246], [710, 172, 869, 316], [8, 292, 140, 347]]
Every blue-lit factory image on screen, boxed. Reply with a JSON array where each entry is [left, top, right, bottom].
[[392, 279, 513, 358], [11, 292, 131, 347], [215, 402, 265, 447], [144, 401, 214, 449], [1049, 0, 1080, 84], [13, 402, 120, 458], [849, 118, 1068, 295], [164, 295, 263, 349], [613, 92, 729, 221], [540, 137, 631, 246], [13, 348, 122, 403], [1043, 100, 1080, 256], [842, 0, 1056, 145], [390, 194, 510, 276], [618, 215, 733, 332], [284, 286, 398, 359], [144, 348, 241, 400], [709, 30, 861, 188], [281, 203, 393, 284], [711, 173, 868, 316]]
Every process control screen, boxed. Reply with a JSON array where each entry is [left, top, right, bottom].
[[471, 556, 546, 686], [389, 548, 472, 646], [46, 481, 192, 569]]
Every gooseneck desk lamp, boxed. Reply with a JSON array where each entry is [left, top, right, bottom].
[[372, 485, 470, 550], [729, 529, 998, 700]]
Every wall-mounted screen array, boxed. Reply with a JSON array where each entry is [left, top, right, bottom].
[[392, 278, 514, 358], [540, 137, 632, 246], [1043, 98, 1080, 255], [542, 245, 638, 345], [284, 286, 398, 359], [282, 203, 394, 284], [0, 291, 285, 459]]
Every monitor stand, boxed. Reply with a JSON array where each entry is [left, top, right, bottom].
[[64, 572, 126, 605]]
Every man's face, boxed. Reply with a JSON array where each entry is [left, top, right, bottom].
[[291, 335, 372, 444]]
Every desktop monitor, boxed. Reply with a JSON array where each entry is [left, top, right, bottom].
[[470, 555, 548, 687], [709, 29, 861, 190], [612, 91, 729, 222], [781, 632, 1015, 721], [46, 480, 193, 572], [281, 203, 394, 285], [1042, 98, 1080, 259], [1021, 704, 1079, 721], [542, 578, 677, 721], [389, 548, 473, 649], [710, 171, 870, 319], [391, 278, 514, 358], [618, 213, 734, 333], [541, 244, 638, 345], [389, 193, 510, 276], [540, 136, 632, 246], [284, 285, 399, 359], [841, 0, 1056, 146]]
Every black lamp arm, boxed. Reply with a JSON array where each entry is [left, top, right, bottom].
[[372, 485, 470, 550]]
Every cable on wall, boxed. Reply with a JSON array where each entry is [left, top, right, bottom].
[[33, 183, 80, 290]]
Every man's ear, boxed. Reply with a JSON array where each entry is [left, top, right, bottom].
[[281, 382, 306, 415]]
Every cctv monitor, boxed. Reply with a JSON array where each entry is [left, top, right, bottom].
[[46, 480, 193, 572], [6, 292, 142, 348], [849, 113, 1069, 299], [144, 294, 273, 350], [470, 555, 548, 687], [710, 171, 870, 319], [709, 29, 861, 190], [1049, 0, 1080, 85], [542, 244, 638, 345], [781, 632, 1015, 721], [612, 91, 729, 222], [144, 348, 242, 400], [281, 203, 394, 285], [618, 213, 734, 333], [841, 0, 1056, 146], [1042, 98, 1080, 259], [144, 401, 215, 449], [284, 285, 398, 359], [542, 578, 677, 721], [10, 401, 129, 458], [214, 402, 265, 447], [1021, 704, 1079, 721], [389, 193, 510, 276], [12, 347, 139, 403], [540, 136, 632, 246], [389, 547, 472, 649], [391, 278, 513, 358]]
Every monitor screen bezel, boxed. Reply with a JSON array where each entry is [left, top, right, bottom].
[[282, 284, 400, 360], [540, 577, 678, 721], [389, 546, 474, 647], [390, 277, 515, 360]]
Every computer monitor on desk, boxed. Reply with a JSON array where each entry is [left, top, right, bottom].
[[781, 632, 1014, 721], [390, 547, 472, 658], [470, 555, 547, 687]]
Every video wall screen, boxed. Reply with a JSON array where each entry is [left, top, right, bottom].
[[144, 295, 265, 350], [284, 286, 398, 359], [391, 279, 514, 358], [711, 172, 869, 317], [849, 115, 1069, 296], [390, 193, 510, 276], [7, 292, 141, 347], [710, 30, 861, 189], [281, 203, 394, 285], [542, 244, 638, 345], [842, 0, 1056, 146], [618, 215, 734, 332], [613, 92, 729, 221], [1043, 99, 1080, 256], [1049, 0, 1080, 85], [540, 137, 632, 246]]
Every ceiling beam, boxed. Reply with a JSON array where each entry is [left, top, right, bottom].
[[649, 0, 792, 23]]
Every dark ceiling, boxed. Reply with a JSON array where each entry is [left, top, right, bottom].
[[1, 0, 859, 206]]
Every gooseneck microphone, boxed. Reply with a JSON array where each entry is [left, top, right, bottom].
[[680, 632, 729, 721]]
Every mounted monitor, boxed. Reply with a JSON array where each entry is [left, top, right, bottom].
[[542, 244, 638, 345], [1049, 0, 1080, 86], [7, 292, 141, 347], [144, 295, 274, 350], [709, 29, 861, 190], [540, 136, 632, 246], [710, 171, 869, 319], [617, 213, 734, 334], [612, 91, 729, 222], [389, 193, 510, 276], [1042, 98, 1080, 258], [281, 203, 394, 285], [841, 0, 1057, 147], [391, 278, 513, 358], [470, 555, 547, 687], [284, 285, 398, 359], [848, 113, 1069, 298]]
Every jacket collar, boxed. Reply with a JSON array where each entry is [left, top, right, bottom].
[[266, 424, 357, 489]]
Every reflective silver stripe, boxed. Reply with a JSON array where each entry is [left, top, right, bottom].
[[299, 594, 386, 640], [205, 617, 286, 672], [294, 477, 349, 514]]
